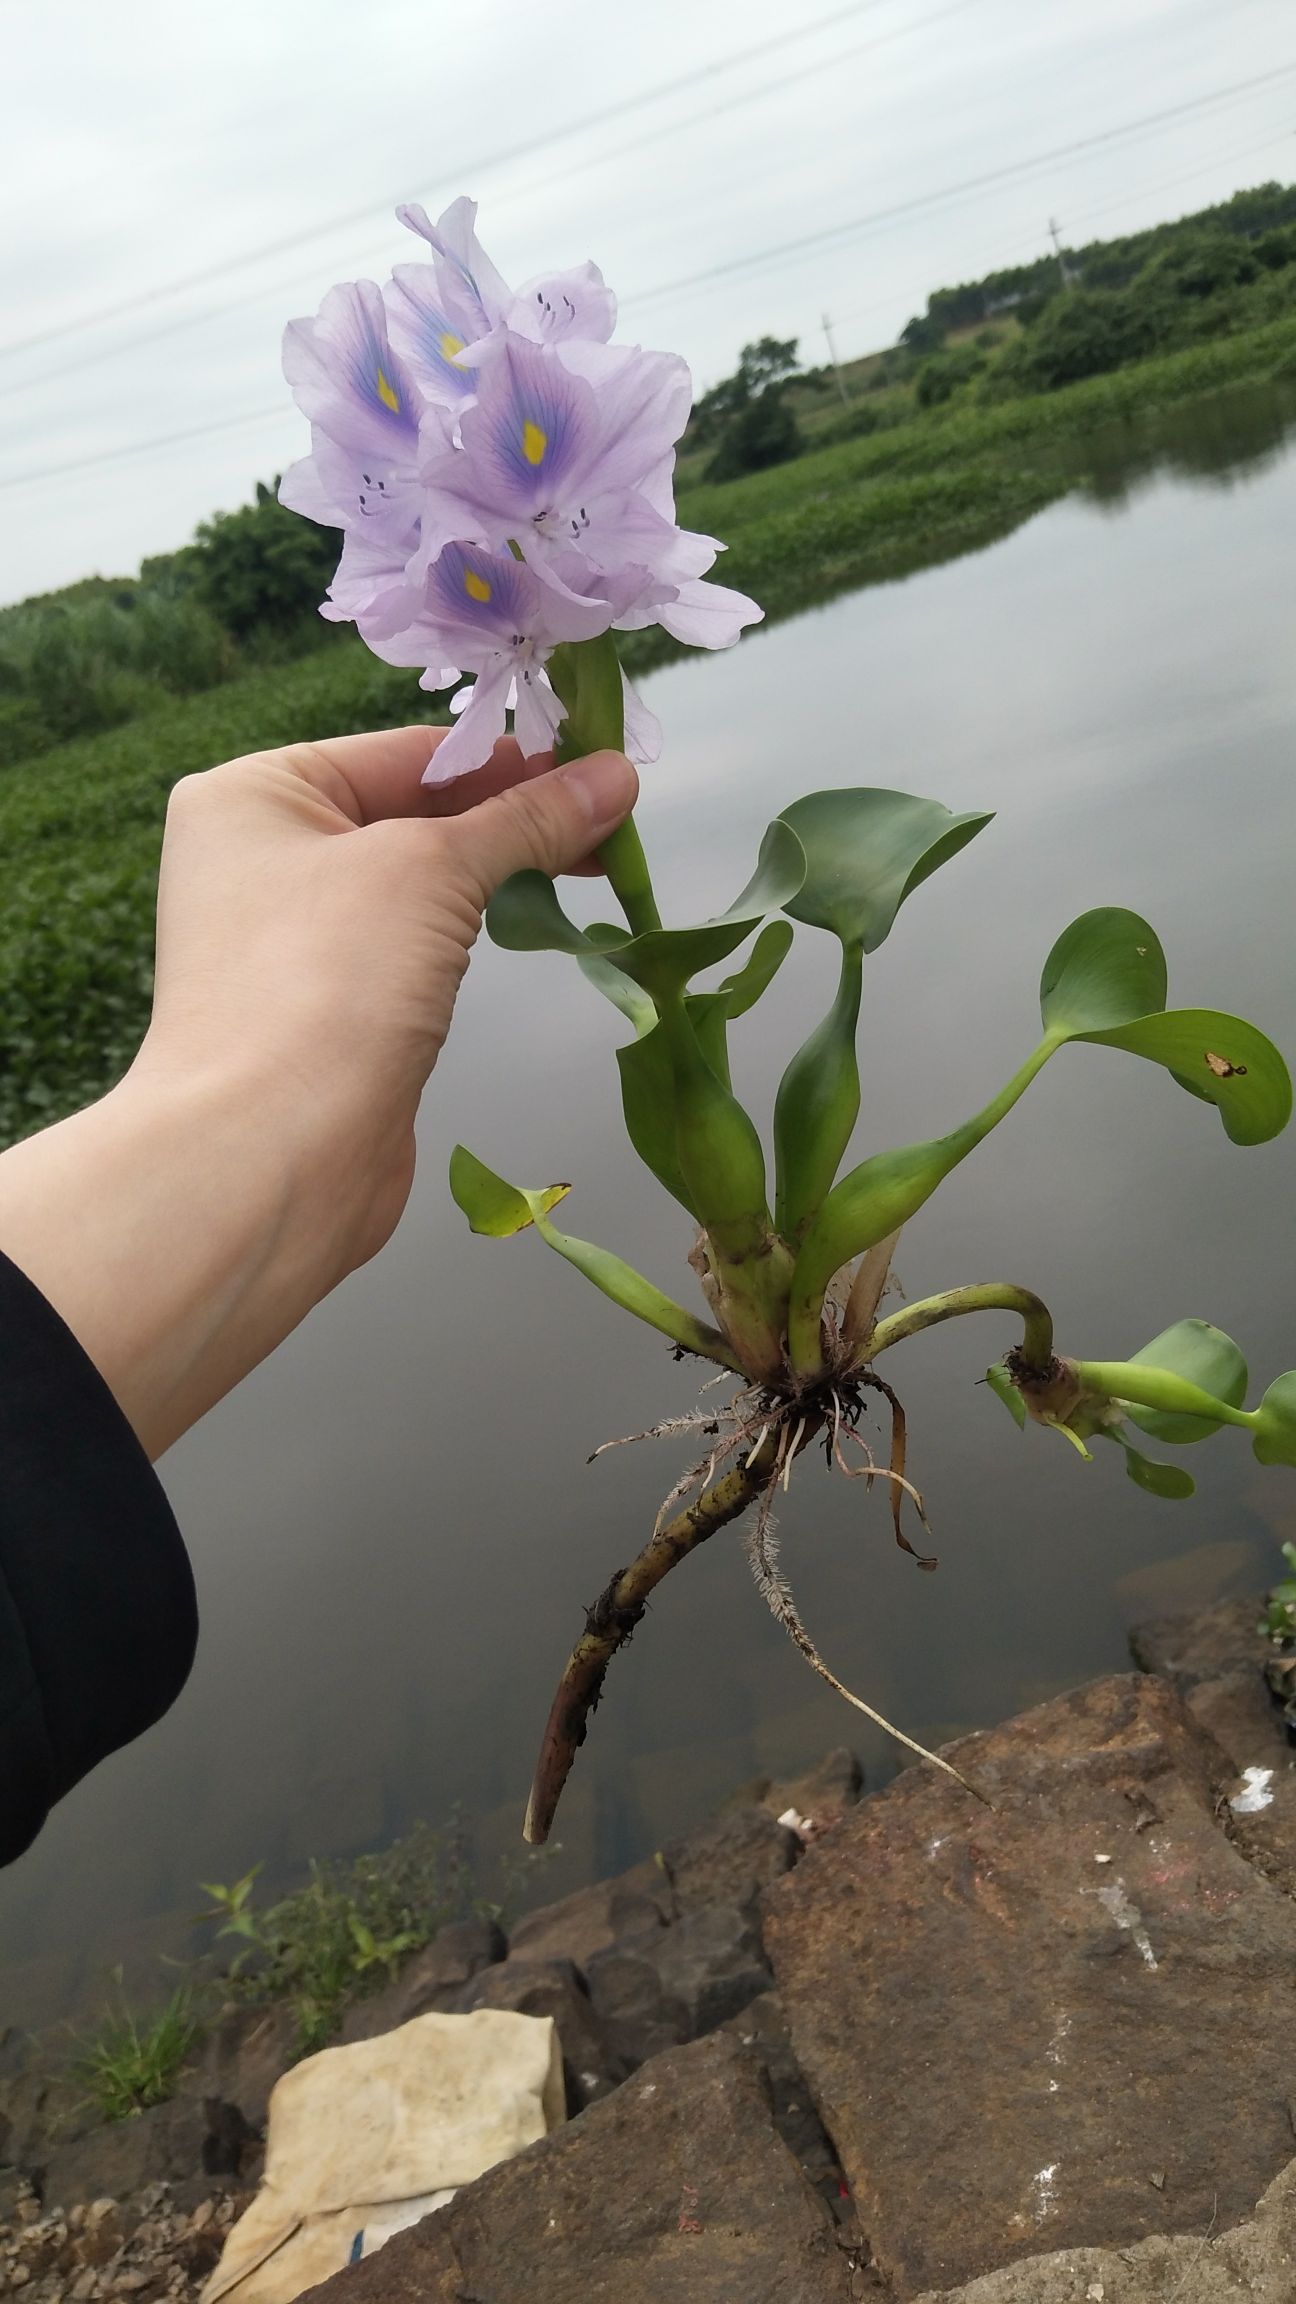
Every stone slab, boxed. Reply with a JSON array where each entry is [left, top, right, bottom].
[[764, 1673, 1296, 2299], [301, 2031, 857, 2303]]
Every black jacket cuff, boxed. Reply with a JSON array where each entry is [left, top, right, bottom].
[[0, 1251, 197, 1864]]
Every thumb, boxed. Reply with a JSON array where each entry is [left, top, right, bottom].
[[440, 750, 639, 904]]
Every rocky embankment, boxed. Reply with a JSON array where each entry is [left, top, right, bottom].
[[4, 1595, 1295, 2302]]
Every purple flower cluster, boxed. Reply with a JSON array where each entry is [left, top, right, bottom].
[[281, 199, 762, 784]]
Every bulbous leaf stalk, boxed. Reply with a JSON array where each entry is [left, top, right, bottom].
[[868, 1283, 1056, 1371]]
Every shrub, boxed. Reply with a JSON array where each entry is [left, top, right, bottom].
[[915, 346, 986, 408], [191, 482, 342, 642], [704, 390, 803, 481]]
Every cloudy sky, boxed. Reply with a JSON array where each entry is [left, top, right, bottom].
[[1, 0, 1292, 604]]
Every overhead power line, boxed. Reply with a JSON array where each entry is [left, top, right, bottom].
[[621, 59, 1296, 305], [829, 126, 1296, 331], [0, 0, 989, 409], [2, 405, 291, 492], [0, 0, 903, 365], [3, 72, 1293, 495]]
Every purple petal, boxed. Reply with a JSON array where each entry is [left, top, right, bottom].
[[283, 281, 421, 460], [396, 197, 512, 343], [421, 660, 513, 785], [513, 665, 565, 760], [506, 262, 616, 345], [280, 423, 427, 548], [385, 266, 477, 402], [439, 334, 594, 520], [621, 672, 662, 764], [656, 579, 764, 649]]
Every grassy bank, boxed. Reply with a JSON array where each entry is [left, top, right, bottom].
[[0, 647, 445, 1143], [2, 313, 1295, 1144]]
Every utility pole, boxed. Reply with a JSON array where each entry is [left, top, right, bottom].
[[1048, 216, 1069, 290], [822, 312, 850, 404]]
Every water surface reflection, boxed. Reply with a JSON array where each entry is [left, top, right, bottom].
[[5, 389, 1296, 2023]]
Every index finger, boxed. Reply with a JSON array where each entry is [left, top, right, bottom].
[[290, 724, 556, 826]]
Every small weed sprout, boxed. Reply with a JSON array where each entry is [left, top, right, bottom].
[[199, 1817, 553, 2054], [73, 1972, 198, 2123]]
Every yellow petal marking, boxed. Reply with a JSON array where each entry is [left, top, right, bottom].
[[464, 570, 492, 604], [440, 331, 464, 360], [522, 419, 547, 466], [376, 367, 400, 413]]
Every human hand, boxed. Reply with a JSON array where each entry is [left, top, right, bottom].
[[141, 725, 638, 1267], [0, 727, 637, 1454]]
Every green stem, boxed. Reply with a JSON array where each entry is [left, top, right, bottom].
[[869, 1284, 1055, 1369], [549, 632, 662, 938], [1072, 1360, 1259, 1433], [787, 1031, 1063, 1379], [531, 1204, 741, 1371], [597, 816, 662, 937]]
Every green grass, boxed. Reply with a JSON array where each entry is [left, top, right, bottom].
[[2, 312, 1295, 1145], [74, 1980, 198, 2122], [199, 1818, 549, 2055], [0, 645, 446, 1145]]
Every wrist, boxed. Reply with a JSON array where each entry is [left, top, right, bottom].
[[0, 1050, 389, 1458]]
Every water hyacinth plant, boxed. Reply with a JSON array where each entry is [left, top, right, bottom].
[[283, 199, 1296, 1839]]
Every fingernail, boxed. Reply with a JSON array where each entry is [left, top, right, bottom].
[[557, 749, 637, 834]]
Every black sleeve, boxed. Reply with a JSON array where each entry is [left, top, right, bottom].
[[0, 1251, 197, 1866]]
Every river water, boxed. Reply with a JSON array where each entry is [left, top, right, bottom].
[[5, 384, 1296, 2026]]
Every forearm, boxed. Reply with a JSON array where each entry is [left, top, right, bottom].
[[0, 1059, 367, 1460]]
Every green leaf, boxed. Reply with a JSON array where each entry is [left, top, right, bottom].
[[1102, 1429, 1196, 1500], [448, 1146, 738, 1366], [712, 919, 795, 1020], [1252, 1371, 1296, 1467], [985, 1362, 1027, 1428], [774, 944, 863, 1237], [576, 940, 657, 1034], [684, 921, 796, 1093], [778, 787, 993, 952], [1039, 911, 1291, 1146], [490, 826, 804, 1009], [611, 820, 806, 998], [1069, 1010, 1292, 1148], [449, 1145, 570, 1238], [486, 871, 594, 958], [1122, 1319, 1248, 1445], [787, 1037, 1054, 1374], [1039, 909, 1167, 1033], [615, 1025, 697, 1216]]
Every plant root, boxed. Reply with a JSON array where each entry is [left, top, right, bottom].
[[743, 1492, 990, 1807], [524, 1362, 964, 1843], [523, 1425, 792, 1844]]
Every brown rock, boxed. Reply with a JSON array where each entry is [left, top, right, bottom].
[[582, 1945, 692, 2074], [40, 2100, 208, 2214], [660, 1803, 798, 1915], [913, 2147, 1296, 2301], [1129, 1594, 1292, 1769], [453, 1956, 621, 2110], [302, 2031, 856, 2302], [764, 1673, 1296, 2299], [648, 1902, 772, 2035], [1225, 1757, 1296, 1901], [761, 1749, 865, 1830], [184, 2003, 297, 2130], [507, 1859, 672, 1969]]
